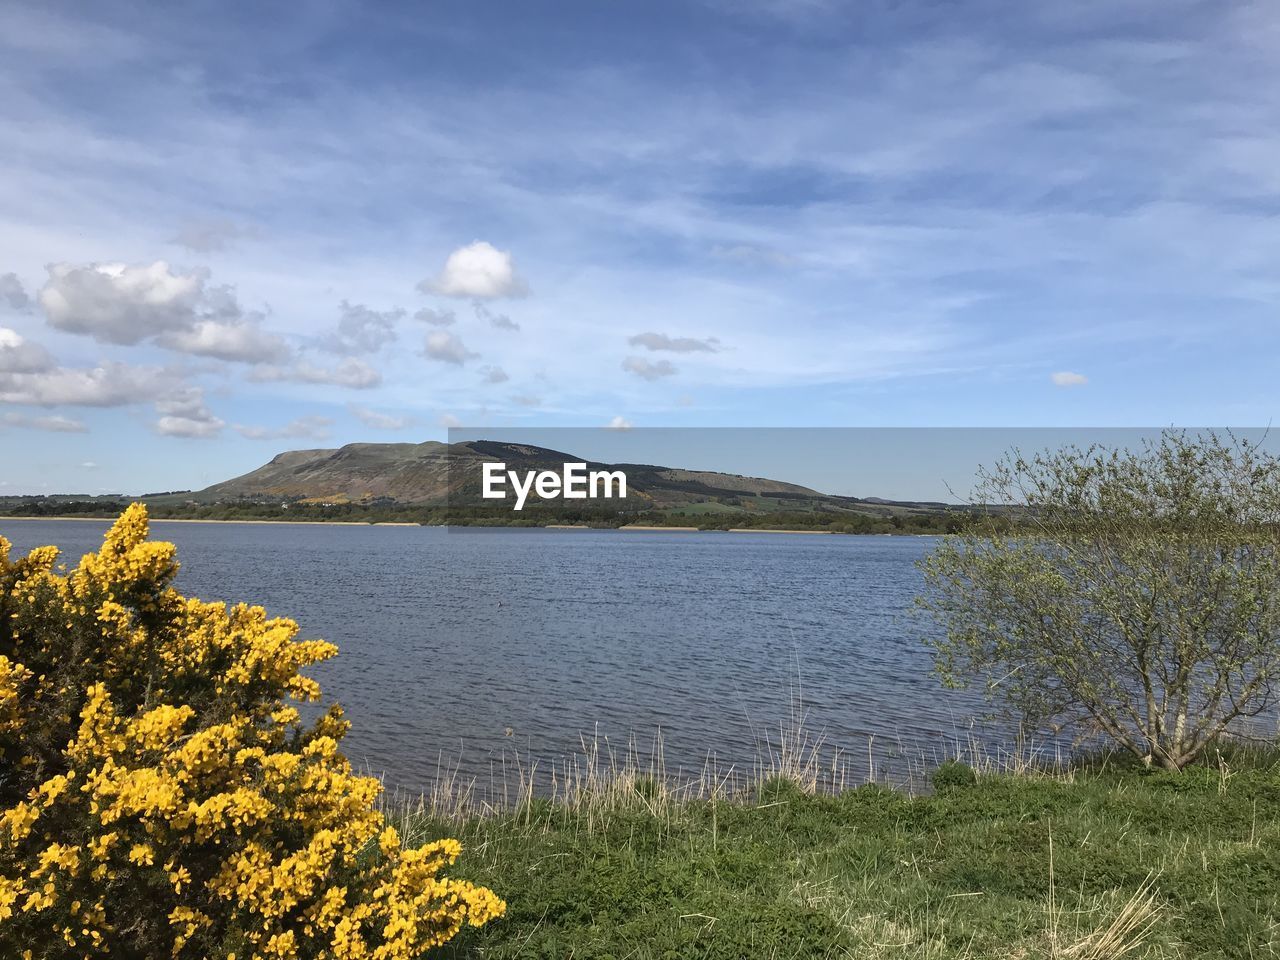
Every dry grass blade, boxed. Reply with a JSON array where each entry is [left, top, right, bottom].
[[1060, 879, 1163, 960]]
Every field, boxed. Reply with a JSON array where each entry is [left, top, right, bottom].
[[403, 750, 1280, 960]]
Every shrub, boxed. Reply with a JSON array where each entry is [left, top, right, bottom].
[[920, 429, 1280, 771], [930, 759, 977, 791], [0, 504, 503, 959]]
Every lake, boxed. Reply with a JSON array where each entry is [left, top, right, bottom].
[[0, 519, 1017, 795]]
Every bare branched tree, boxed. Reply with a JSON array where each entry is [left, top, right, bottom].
[[918, 429, 1280, 771]]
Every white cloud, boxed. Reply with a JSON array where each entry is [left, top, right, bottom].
[[155, 415, 222, 438], [234, 415, 333, 440], [423, 330, 477, 365], [40, 261, 205, 344], [324, 300, 405, 355], [0, 327, 53, 373], [157, 320, 291, 363], [248, 358, 381, 389], [479, 365, 509, 384], [1050, 370, 1088, 387], [0, 274, 30, 311], [474, 302, 520, 332], [348, 403, 413, 430], [420, 241, 527, 299], [1, 411, 87, 433], [37, 260, 293, 365], [438, 413, 461, 428], [622, 356, 677, 380], [154, 388, 224, 438], [511, 393, 541, 407], [170, 219, 254, 253], [629, 332, 720, 353], [606, 415, 633, 430], [413, 307, 456, 327], [0, 362, 171, 406]]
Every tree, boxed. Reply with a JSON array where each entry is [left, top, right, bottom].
[[918, 430, 1280, 771], [0, 505, 503, 958]]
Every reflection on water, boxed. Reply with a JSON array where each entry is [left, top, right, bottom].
[[2, 520, 1026, 793]]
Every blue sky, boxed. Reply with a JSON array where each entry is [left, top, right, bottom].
[[0, 0, 1278, 494]]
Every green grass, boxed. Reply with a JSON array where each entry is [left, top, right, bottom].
[[402, 751, 1280, 959]]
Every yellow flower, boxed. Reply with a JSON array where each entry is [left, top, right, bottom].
[[127, 843, 154, 866]]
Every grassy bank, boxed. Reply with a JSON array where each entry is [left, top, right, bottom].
[[398, 749, 1280, 959]]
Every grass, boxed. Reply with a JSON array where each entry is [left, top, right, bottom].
[[392, 741, 1280, 959]]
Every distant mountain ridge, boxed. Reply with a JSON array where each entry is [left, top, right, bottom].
[[188, 439, 952, 516]]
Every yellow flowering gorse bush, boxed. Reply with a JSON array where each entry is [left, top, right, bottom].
[[0, 505, 503, 959]]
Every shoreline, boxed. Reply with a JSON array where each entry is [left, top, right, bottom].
[[616, 524, 702, 532], [0, 516, 414, 526], [0, 516, 942, 536], [727, 527, 832, 534]]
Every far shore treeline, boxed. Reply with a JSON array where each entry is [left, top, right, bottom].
[[0, 495, 972, 534]]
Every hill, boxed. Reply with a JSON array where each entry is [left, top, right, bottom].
[[186, 439, 947, 518], [195, 441, 460, 504]]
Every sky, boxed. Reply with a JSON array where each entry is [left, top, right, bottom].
[[1, 0, 1278, 495]]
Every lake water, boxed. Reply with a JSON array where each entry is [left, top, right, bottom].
[[0, 519, 1015, 794]]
